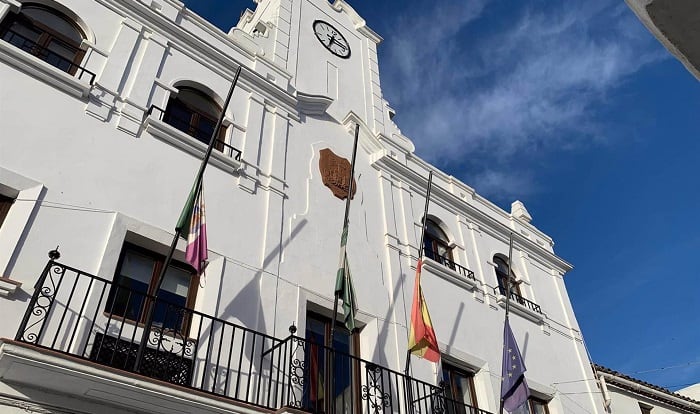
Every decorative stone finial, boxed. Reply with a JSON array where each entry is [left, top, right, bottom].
[[511, 200, 532, 223], [48, 246, 61, 260]]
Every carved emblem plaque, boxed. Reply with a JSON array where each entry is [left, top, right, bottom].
[[319, 148, 357, 200]]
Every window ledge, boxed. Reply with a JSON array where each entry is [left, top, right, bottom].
[[422, 257, 479, 292], [145, 118, 242, 174], [0, 40, 91, 99], [297, 91, 333, 115], [495, 295, 545, 324], [0, 276, 22, 298]]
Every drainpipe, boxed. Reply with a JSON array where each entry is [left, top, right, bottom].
[[598, 373, 612, 412]]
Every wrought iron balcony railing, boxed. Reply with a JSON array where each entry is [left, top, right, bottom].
[[148, 105, 242, 161], [424, 249, 476, 281], [493, 287, 542, 314], [16, 256, 492, 414], [1, 28, 96, 84]]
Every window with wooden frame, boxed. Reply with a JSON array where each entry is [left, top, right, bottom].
[[305, 312, 360, 414], [494, 255, 521, 297], [0, 4, 86, 75], [528, 397, 550, 414], [423, 218, 453, 263], [442, 363, 479, 414], [105, 243, 198, 331], [0, 194, 14, 229], [163, 86, 227, 150]]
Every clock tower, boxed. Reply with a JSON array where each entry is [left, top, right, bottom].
[[237, 0, 388, 135]]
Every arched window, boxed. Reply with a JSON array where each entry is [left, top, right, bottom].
[[0, 4, 86, 74], [423, 218, 453, 262], [494, 255, 521, 296], [163, 86, 227, 150]]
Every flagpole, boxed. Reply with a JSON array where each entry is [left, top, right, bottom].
[[505, 232, 514, 318], [324, 124, 359, 414], [500, 231, 515, 414], [133, 65, 243, 371], [404, 171, 433, 377], [330, 123, 360, 345]]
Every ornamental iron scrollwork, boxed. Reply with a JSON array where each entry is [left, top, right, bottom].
[[16, 262, 64, 344], [288, 336, 307, 408], [362, 363, 390, 414], [430, 382, 447, 414]]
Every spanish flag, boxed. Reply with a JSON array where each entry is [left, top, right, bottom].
[[408, 259, 440, 362]]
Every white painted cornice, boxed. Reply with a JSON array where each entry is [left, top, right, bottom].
[[371, 154, 572, 274], [0, 41, 91, 99], [422, 258, 479, 292], [376, 132, 415, 155], [98, 0, 298, 116], [495, 295, 545, 324], [330, 0, 383, 44], [297, 92, 333, 115], [0, 277, 21, 298], [342, 112, 385, 156], [601, 371, 700, 412], [145, 118, 243, 174], [0, 340, 271, 414]]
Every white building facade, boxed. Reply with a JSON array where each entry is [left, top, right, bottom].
[[596, 365, 700, 414], [0, 0, 604, 413]]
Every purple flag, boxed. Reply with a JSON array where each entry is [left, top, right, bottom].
[[501, 319, 530, 413], [184, 185, 208, 274]]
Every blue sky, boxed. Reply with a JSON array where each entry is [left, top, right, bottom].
[[184, 0, 700, 391]]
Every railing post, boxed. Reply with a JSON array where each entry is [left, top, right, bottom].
[[15, 248, 61, 343]]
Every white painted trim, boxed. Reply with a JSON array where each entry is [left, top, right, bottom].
[[296, 91, 333, 115], [0, 41, 91, 99], [422, 257, 479, 292], [0, 341, 271, 414], [495, 295, 544, 324], [145, 117, 242, 174], [0, 277, 21, 298], [601, 372, 700, 411], [371, 155, 571, 274], [0, 168, 44, 277]]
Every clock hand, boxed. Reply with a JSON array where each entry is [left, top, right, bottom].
[[330, 38, 346, 49]]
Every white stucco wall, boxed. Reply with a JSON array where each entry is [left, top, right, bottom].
[[0, 0, 604, 413]]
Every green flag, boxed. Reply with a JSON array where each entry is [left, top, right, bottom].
[[176, 181, 199, 239], [335, 225, 357, 331]]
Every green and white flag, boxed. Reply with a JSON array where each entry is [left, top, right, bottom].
[[335, 224, 358, 331]]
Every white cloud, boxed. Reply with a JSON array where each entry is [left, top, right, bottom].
[[381, 0, 665, 200]]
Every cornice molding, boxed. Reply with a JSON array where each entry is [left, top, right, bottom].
[[97, 0, 298, 117], [342, 111, 385, 156], [0, 277, 21, 298], [145, 118, 242, 174], [495, 295, 545, 324], [0, 340, 269, 414], [422, 258, 479, 292], [0, 41, 91, 99], [297, 92, 333, 115], [330, 0, 382, 44], [371, 154, 572, 274]]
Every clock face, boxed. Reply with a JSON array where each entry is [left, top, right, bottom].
[[313, 20, 351, 59]]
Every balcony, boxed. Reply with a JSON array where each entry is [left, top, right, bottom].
[[1, 28, 95, 84], [10, 256, 492, 414], [492, 287, 544, 324], [424, 249, 475, 281]]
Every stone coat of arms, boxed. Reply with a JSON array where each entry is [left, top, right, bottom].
[[319, 148, 357, 200]]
